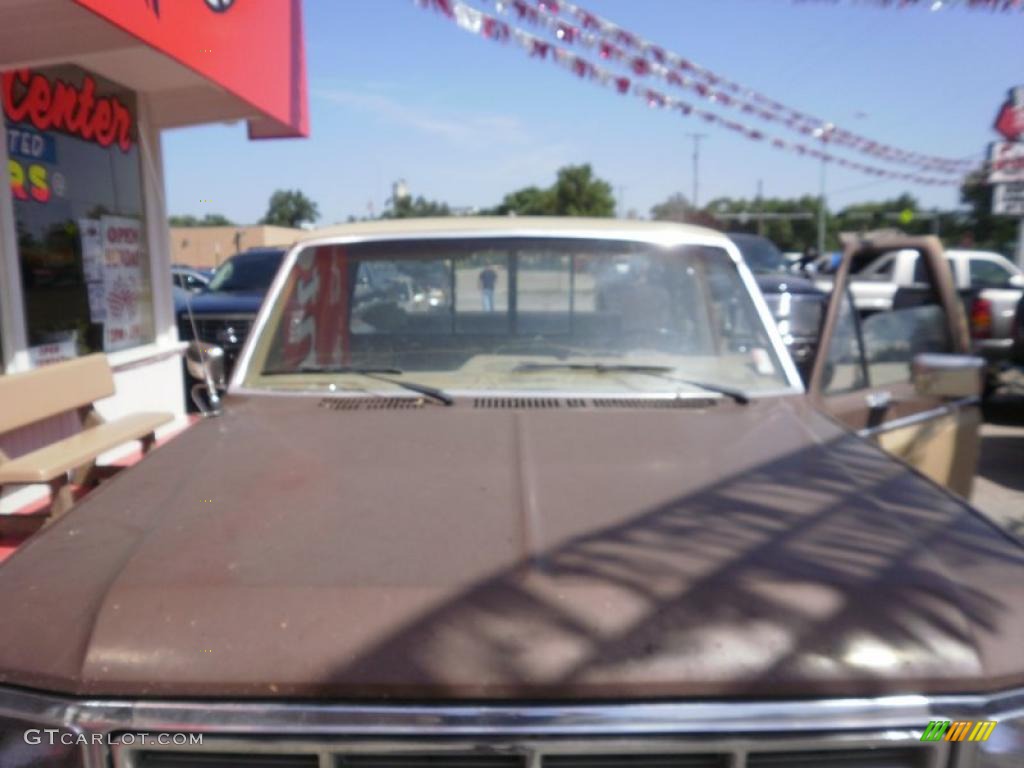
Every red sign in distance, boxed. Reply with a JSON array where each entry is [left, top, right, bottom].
[[995, 87, 1024, 142]]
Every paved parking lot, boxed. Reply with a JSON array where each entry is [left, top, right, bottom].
[[972, 379, 1024, 538]]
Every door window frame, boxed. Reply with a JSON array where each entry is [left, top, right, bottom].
[[807, 237, 972, 432]]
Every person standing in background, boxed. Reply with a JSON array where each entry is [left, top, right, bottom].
[[479, 266, 498, 312]]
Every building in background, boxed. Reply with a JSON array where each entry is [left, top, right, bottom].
[[0, 0, 308, 512], [171, 225, 305, 269]]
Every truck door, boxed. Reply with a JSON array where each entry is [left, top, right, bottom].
[[808, 236, 984, 498]]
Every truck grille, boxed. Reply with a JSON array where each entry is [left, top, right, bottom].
[[747, 748, 930, 767], [178, 314, 254, 348], [137, 755, 316, 767], [121, 737, 947, 768], [544, 756, 724, 768]]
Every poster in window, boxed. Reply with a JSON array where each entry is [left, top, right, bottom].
[[101, 216, 144, 352], [28, 331, 78, 366], [78, 218, 106, 322]]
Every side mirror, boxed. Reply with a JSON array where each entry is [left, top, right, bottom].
[[185, 341, 226, 415], [1009, 273, 1024, 289], [911, 353, 984, 399]]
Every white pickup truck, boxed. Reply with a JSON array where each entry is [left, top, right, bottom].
[[841, 248, 1024, 368]]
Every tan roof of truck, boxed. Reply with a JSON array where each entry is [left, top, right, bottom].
[[307, 216, 729, 243]]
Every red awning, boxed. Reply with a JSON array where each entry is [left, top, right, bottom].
[[70, 0, 308, 139]]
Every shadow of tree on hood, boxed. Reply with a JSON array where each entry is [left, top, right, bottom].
[[329, 430, 1024, 699]]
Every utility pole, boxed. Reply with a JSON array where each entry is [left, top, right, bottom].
[[686, 133, 707, 209], [814, 123, 834, 255]]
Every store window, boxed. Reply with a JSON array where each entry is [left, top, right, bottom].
[[3, 65, 153, 364]]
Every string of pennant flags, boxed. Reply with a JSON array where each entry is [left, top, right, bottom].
[[478, 0, 975, 176], [417, 0, 963, 186], [799, 0, 1024, 11]]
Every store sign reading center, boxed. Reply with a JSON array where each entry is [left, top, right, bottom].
[[1, 69, 133, 152]]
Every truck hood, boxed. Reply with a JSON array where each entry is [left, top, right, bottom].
[[1, 394, 1022, 700]]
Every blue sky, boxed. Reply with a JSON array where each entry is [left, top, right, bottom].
[[162, 0, 1022, 225]]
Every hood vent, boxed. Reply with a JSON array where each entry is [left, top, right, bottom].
[[473, 397, 716, 410], [318, 397, 426, 411], [318, 396, 718, 411], [590, 397, 717, 409], [474, 397, 562, 409]]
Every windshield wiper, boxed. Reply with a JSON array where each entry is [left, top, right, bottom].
[[512, 363, 749, 405], [267, 366, 453, 407]]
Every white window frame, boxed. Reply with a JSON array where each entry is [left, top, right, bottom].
[[0, 86, 181, 374], [0, 118, 31, 373]]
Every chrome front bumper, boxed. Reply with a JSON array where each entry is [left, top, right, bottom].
[[1, 684, 1022, 768]]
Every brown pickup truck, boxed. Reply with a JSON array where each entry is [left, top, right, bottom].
[[0, 219, 1021, 768]]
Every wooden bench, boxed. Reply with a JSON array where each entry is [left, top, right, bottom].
[[0, 354, 173, 535]]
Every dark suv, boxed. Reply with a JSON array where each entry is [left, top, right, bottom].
[[727, 233, 827, 382], [176, 247, 286, 376]]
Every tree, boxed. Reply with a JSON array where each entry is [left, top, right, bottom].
[[199, 213, 235, 226], [703, 195, 825, 252], [169, 213, 236, 227], [834, 194, 922, 236], [487, 185, 554, 216], [260, 189, 320, 228], [650, 193, 691, 223], [485, 164, 616, 217], [381, 195, 451, 219], [956, 169, 1018, 253], [550, 164, 615, 217]]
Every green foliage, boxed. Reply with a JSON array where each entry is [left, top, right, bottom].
[[381, 195, 451, 219], [260, 189, 320, 228], [834, 194, 926, 236], [485, 164, 616, 217], [489, 185, 554, 216], [649, 187, 1015, 255], [551, 164, 616, 217], [702, 194, 825, 251], [169, 213, 236, 227], [649, 193, 691, 223], [956, 169, 1019, 254]]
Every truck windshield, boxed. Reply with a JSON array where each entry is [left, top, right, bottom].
[[727, 233, 786, 274], [207, 250, 284, 293], [245, 238, 791, 396]]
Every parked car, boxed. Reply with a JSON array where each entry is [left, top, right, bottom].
[[727, 233, 828, 381], [840, 247, 1023, 393], [176, 247, 286, 376], [170, 264, 210, 293], [1, 220, 1020, 768], [354, 259, 450, 313]]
